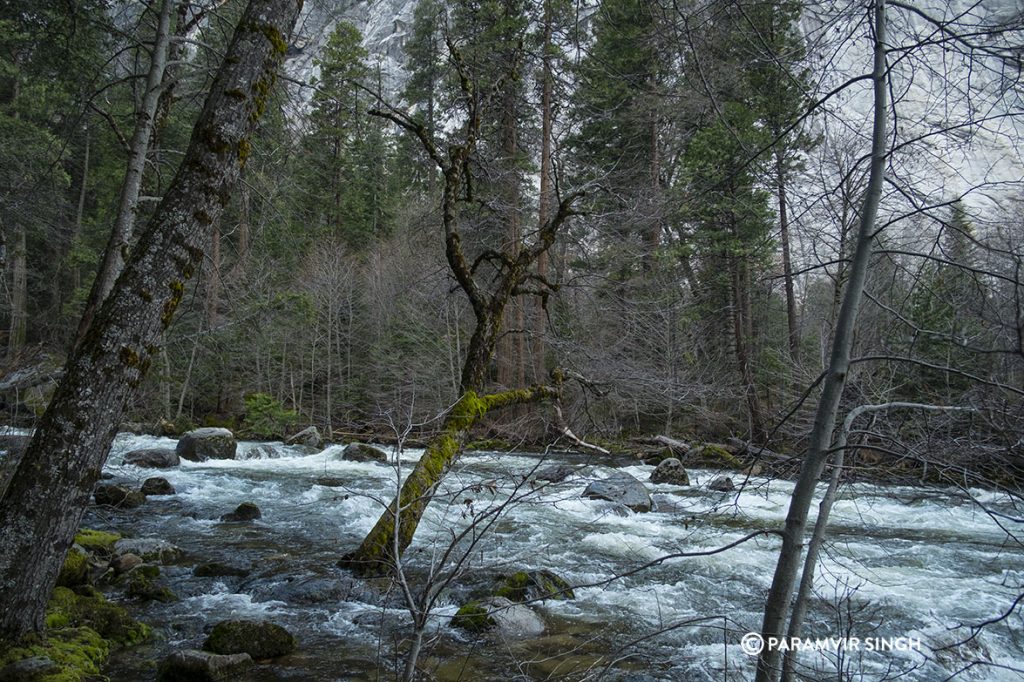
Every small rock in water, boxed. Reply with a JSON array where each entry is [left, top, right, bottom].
[[141, 477, 175, 496], [286, 425, 323, 449], [650, 458, 689, 486], [94, 483, 145, 509], [709, 476, 735, 492], [220, 502, 261, 522], [156, 649, 253, 682], [451, 596, 545, 637], [203, 619, 297, 659], [124, 447, 180, 468], [533, 464, 588, 483], [494, 569, 575, 602], [581, 470, 655, 512], [315, 476, 346, 487], [126, 564, 177, 603], [339, 442, 387, 463], [194, 561, 252, 578]]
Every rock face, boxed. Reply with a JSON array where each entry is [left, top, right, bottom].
[[124, 448, 180, 468], [220, 502, 261, 522], [286, 425, 322, 449], [203, 620, 297, 659], [176, 428, 237, 462], [94, 483, 145, 508], [494, 569, 575, 602], [582, 470, 655, 512], [452, 597, 545, 637], [156, 650, 253, 682], [141, 477, 175, 496], [650, 458, 690, 486], [340, 442, 387, 463]]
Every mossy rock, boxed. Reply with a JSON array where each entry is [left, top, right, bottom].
[[203, 620, 296, 659], [450, 601, 491, 633], [494, 570, 575, 602], [73, 530, 121, 556], [46, 587, 150, 646], [55, 548, 89, 588], [0, 627, 108, 682], [126, 566, 177, 603], [465, 438, 511, 452], [692, 443, 743, 469]]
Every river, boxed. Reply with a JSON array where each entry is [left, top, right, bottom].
[[74, 433, 1024, 680]]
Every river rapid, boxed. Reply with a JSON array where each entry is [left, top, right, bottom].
[[71, 433, 1024, 680]]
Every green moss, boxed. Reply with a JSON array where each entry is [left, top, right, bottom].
[[493, 570, 575, 602], [258, 24, 288, 56], [46, 586, 151, 647], [224, 88, 247, 100], [119, 345, 140, 368], [0, 627, 108, 682], [494, 571, 530, 601], [73, 530, 120, 555], [126, 566, 177, 604], [696, 443, 743, 469], [451, 601, 492, 633], [203, 620, 296, 658], [238, 138, 252, 165], [55, 548, 89, 588]]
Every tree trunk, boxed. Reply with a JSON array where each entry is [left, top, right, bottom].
[[75, 0, 176, 348], [755, 4, 887, 679], [204, 219, 221, 328], [0, 0, 301, 642], [342, 385, 558, 574], [7, 225, 27, 354], [777, 152, 798, 360], [533, 2, 554, 384], [72, 127, 91, 291]]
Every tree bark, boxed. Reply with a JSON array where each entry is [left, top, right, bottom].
[[75, 0, 176, 348], [7, 224, 26, 354], [777, 153, 798, 360], [755, 4, 888, 680], [0, 0, 301, 642], [533, 1, 554, 384]]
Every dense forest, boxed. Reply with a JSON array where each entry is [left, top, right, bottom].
[[1, 0, 1023, 680]]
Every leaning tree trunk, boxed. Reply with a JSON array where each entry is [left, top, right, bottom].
[[0, 0, 302, 642], [755, 3, 888, 680]]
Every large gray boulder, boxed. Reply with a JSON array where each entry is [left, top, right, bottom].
[[451, 596, 545, 637], [650, 458, 689, 486], [340, 442, 387, 463], [156, 650, 253, 682], [176, 428, 236, 462], [124, 448, 179, 468], [286, 426, 322, 449], [582, 470, 655, 512]]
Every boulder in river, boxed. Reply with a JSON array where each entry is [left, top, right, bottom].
[[220, 501, 261, 522], [650, 458, 689, 486], [314, 476, 346, 487], [709, 476, 736, 492], [286, 425, 323, 449], [124, 448, 180, 468], [141, 477, 175, 496], [451, 596, 545, 637], [126, 564, 177, 603], [111, 553, 143, 574], [94, 483, 145, 509], [494, 569, 575, 602], [339, 442, 387, 463], [203, 619, 297, 659], [581, 470, 655, 512], [156, 650, 253, 682], [176, 428, 237, 462], [533, 464, 590, 483]]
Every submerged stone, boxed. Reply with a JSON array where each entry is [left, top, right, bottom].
[[156, 649, 253, 682], [203, 619, 297, 659], [219, 501, 261, 522], [141, 477, 176, 496], [124, 447, 180, 468]]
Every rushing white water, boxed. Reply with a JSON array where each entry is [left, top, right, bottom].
[[93, 433, 1023, 681]]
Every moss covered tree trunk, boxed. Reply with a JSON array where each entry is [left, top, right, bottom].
[[0, 0, 302, 642]]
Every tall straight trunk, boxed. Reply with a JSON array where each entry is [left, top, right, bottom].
[[497, 80, 522, 388], [533, 1, 554, 384], [75, 0, 176, 347], [204, 220, 221, 328], [0, 0, 301, 641], [72, 127, 91, 291], [7, 226, 26, 353], [777, 153, 798, 359], [755, 4, 887, 679], [733, 260, 765, 441]]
